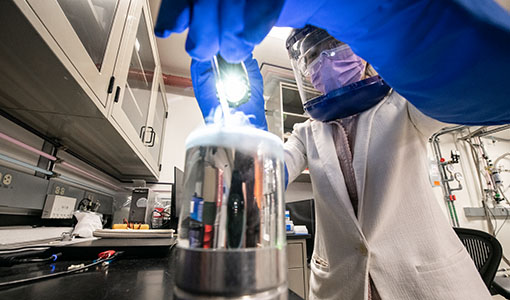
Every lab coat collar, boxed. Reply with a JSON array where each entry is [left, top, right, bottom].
[[310, 91, 392, 230], [311, 119, 363, 235]]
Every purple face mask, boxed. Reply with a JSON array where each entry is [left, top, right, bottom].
[[309, 45, 364, 94]]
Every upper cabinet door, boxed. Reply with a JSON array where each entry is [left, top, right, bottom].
[[145, 74, 168, 171], [109, 0, 159, 163], [26, 0, 130, 108]]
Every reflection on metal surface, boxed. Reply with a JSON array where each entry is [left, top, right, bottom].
[[176, 126, 287, 299]]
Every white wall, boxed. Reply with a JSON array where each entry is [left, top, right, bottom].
[[158, 93, 204, 183], [158, 93, 316, 204], [430, 129, 510, 266], [496, 0, 510, 11]]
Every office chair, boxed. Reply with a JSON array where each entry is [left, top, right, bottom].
[[453, 227, 502, 289]]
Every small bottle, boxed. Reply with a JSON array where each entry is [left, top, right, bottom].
[[152, 200, 164, 229]]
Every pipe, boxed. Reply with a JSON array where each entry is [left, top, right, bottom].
[[495, 153, 510, 169], [0, 132, 57, 161], [0, 153, 53, 176], [128, 70, 193, 89], [0, 130, 125, 190], [430, 126, 466, 227], [162, 73, 192, 88], [459, 124, 510, 140], [60, 162, 121, 191], [58, 175, 116, 197]]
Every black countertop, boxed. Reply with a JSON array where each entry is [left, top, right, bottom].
[[286, 233, 311, 240], [0, 240, 303, 300]]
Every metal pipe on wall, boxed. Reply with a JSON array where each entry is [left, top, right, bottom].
[[0, 153, 53, 176], [0, 130, 122, 191], [60, 162, 122, 191], [430, 126, 465, 227], [0, 132, 57, 161]]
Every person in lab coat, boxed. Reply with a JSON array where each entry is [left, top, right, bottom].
[[281, 26, 490, 299], [155, 1, 510, 299], [187, 26, 493, 299]]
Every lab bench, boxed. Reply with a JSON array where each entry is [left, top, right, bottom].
[[0, 238, 305, 300]]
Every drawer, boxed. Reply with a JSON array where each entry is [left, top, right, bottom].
[[287, 242, 304, 268], [288, 268, 306, 299]]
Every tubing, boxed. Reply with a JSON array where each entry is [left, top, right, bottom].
[[0, 132, 56, 161], [60, 162, 120, 191], [0, 130, 121, 191], [430, 126, 464, 227], [58, 175, 116, 197], [0, 153, 53, 176]]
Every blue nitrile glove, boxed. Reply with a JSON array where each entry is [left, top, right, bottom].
[[155, 0, 285, 63], [157, 0, 510, 125], [190, 54, 267, 130]]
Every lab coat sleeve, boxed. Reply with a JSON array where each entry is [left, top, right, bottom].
[[407, 101, 449, 139], [276, 0, 510, 125], [284, 122, 308, 184]]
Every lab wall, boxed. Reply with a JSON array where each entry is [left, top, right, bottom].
[[0, 115, 123, 212], [158, 93, 314, 202], [428, 130, 510, 266], [158, 93, 204, 183], [496, 0, 510, 11]]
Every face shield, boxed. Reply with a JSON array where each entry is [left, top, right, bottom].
[[286, 26, 365, 106], [285, 26, 391, 122]]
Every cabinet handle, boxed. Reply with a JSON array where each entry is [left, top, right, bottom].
[[107, 76, 115, 94], [147, 126, 156, 147], [113, 86, 121, 103], [140, 125, 146, 141]]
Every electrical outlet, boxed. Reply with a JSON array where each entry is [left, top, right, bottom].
[[41, 195, 77, 219], [3, 174, 12, 186]]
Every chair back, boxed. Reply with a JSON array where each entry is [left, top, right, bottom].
[[454, 227, 502, 288]]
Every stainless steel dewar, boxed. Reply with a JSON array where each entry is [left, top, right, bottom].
[[175, 125, 287, 299]]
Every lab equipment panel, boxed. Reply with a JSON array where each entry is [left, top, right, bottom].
[[42, 195, 77, 219]]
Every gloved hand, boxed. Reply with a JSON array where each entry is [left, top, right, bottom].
[[191, 54, 267, 130], [157, 0, 510, 125], [155, 0, 285, 63]]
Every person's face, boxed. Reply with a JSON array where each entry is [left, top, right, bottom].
[[307, 44, 365, 94]]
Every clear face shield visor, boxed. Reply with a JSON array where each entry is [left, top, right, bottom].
[[287, 29, 365, 105]]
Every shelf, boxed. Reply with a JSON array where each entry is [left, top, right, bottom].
[[281, 84, 305, 115], [284, 114, 309, 134]]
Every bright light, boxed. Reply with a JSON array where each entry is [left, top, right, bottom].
[[221, 75, 248, 105]]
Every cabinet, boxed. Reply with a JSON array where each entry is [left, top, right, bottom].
[[262, 65, 314, 182], [287, 237, 309, 299], [0, 0, 166, 180], [109, 0, 167, 175], [26, 0, 130, 109]]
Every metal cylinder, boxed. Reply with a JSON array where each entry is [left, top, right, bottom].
[[176, 126, 287, 299]]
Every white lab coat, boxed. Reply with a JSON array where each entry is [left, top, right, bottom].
[[284, 91, 491, 300]]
